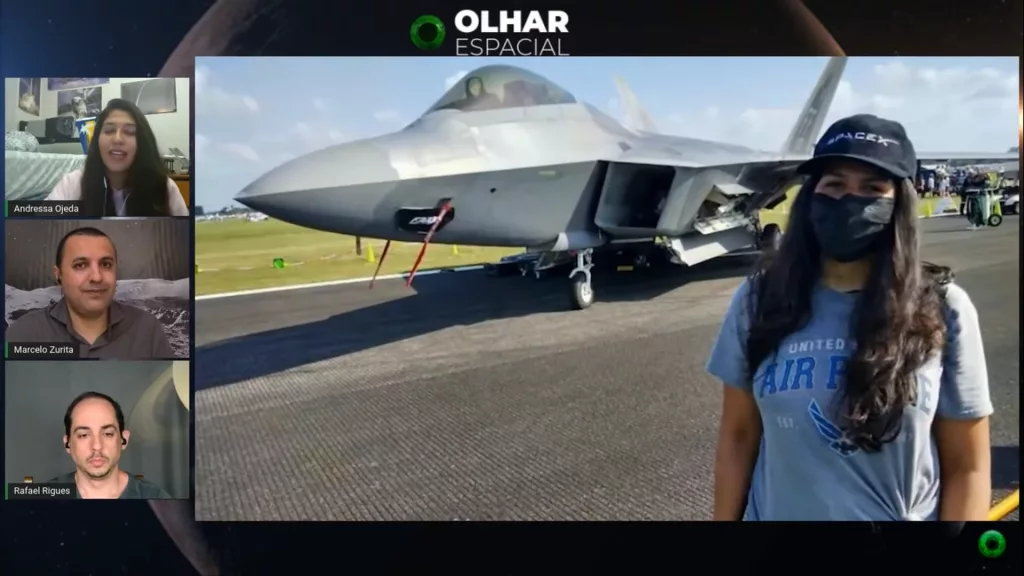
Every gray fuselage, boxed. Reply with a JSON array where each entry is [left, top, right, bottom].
[[235, 102, 774, 249]]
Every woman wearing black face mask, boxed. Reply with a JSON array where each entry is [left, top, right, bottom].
[[706, 114, 993, 521]]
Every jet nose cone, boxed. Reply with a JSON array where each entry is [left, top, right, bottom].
[[236, 138, 400, 202], [234, 138, 403, 231]]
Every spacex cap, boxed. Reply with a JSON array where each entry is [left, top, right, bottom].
[[797, 114, 917, 180]]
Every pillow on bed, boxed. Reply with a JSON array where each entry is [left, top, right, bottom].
[[5, 130, 40, 152]]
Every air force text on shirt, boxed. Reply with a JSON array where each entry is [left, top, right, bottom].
[[756, 338, 853, 398], [454, 10, 569, 56]]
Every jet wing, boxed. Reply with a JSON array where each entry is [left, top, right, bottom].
[[605, 147, 1018, 173], [602, 140, 801, 169], [600, 145, 809, 173], [598, 147, 1017, 216], [916, 152, 1018, 165]]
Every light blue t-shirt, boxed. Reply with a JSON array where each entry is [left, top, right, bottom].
[[706, 279, 993, 521]]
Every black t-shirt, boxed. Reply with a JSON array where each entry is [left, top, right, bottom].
[[48, 471, 173, 499]]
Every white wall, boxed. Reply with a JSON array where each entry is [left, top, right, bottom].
[[5, 77, 190, 157]]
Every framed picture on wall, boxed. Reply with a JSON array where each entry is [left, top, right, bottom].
[[57, 86, 103, 119], [48, 78, 109, 91], [18, 78, 40, 116], [121, 78, 177, 115]]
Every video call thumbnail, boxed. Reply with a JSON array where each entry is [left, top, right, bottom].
[[5, 360, 191, 500], [5, 77, 191, 217], [5, 219, 191, 360]]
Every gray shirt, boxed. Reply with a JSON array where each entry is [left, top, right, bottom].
[[706, 279, 993, 521], [6, 298, 175, 360], [48, 471, 173, 499]]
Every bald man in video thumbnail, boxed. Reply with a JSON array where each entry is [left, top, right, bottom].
[[48, 391, 171, 499]]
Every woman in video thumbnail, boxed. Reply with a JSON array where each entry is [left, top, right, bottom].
[[47, 99, 189, 217], [706, 114, 992, 521]]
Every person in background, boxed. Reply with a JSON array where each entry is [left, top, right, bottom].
[[707, 114, 992, 521], [460, 76, 501, 111], [46, 99, 189, 217], [49, 391, 172, 499]]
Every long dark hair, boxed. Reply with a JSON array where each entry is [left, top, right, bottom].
[[746, 176, 950, 451], [80, 99, 170, 217]]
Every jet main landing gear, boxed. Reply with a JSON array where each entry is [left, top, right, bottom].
[[759, 223, 783, 252], [568, 248, 594, 310]]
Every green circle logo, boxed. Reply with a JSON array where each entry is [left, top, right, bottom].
[[978, 530, 1006, 559], [410, 15, 445, 50]]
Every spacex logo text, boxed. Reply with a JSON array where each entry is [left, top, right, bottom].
[[448, 10, 570, 56], [824, 132, 900, 148]]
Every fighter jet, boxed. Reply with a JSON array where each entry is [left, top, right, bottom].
[[234, 57, 1017, 310]]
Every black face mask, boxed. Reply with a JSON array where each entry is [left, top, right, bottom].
[[810, 194, 895, 262]]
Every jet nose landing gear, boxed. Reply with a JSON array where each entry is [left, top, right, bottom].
[[568, 248, 595, 310]]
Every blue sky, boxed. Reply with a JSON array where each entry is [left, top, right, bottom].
[[195, 57, 1019, 211]]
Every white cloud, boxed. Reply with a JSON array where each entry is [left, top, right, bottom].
[[193, 134, 258, 163], [194, 67, 209, 94], [445, 70, 469, 90], [273, 152, 296, 165], [271, 129, 345, 166], [294, 122, 315, 140], [312, 97, 328, 113], [194, 66, 260, 115], [666, 60, 1018, 152], [204, 120, 346, 167], [194, 133, 209, 155], [218, 143, 261, 162], [196, 134, 261, 164], [372, 109, 401, 125], [293, 122, 350, 145]]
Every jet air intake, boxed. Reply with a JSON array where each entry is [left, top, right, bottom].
[[594, 163, 752, 237], [395, 200, 456, 235]]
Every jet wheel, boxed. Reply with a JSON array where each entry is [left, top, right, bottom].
[[569, 272, 594, 310], [760, 223, 783, 251]]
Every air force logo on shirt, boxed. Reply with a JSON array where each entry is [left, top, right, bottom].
[[808, 399, 859, 456]]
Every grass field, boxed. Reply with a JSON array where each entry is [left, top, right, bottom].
[[195, 190, 960, 295], [195, 221, 520, 295]]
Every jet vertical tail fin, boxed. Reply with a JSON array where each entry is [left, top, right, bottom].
[[613, 76, 658, 133], [779, 57, 848, 156]]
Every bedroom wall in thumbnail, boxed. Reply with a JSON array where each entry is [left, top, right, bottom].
[[3, 77, 190, 155]]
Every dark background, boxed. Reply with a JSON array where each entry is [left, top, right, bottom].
[[5, 219, 191, 290], [1, 0, 1021, 574]]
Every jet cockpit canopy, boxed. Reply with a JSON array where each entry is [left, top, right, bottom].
[[424, 65, 577, 114]]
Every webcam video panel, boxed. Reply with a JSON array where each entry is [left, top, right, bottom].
[[4, 360, 191, 501], [5, 77, 191, 218], [4, 219, 191, 361]]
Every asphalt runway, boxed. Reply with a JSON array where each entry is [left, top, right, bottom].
[[194, 215, 1020, 521]]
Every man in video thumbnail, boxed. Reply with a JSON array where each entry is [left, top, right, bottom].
[[49, 391, 171, 499], [5, 227, 174, 359]]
